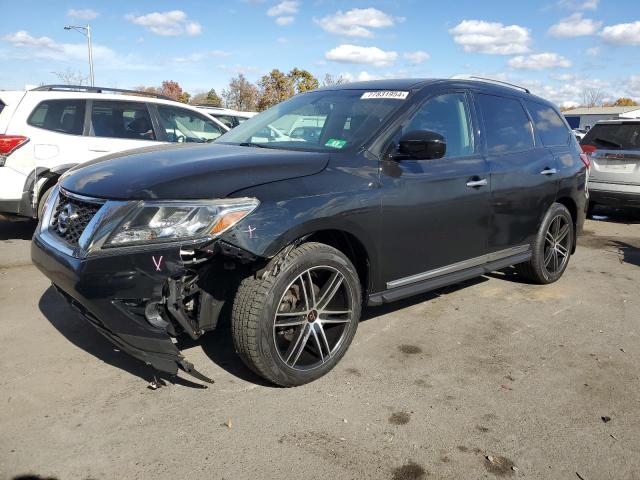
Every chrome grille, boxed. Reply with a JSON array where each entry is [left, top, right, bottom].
[[50, 191, 103, 246]]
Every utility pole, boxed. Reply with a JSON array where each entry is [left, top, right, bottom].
[[63, 24, 95, 86]]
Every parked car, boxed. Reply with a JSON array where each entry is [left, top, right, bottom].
[[196, 106, 256, 129], [0, 85, 229, 220], [573, 128, 587, 141], [581, 119, 640, 213], [32, 78, 588, 387]]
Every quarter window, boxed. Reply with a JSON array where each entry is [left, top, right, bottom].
[[157, 106, 225, 143], [477, 94, 534, 154], [91, 101, 155, 140], [525, 101, 570, 146], [403, 93, 474, 158], [27, 100, 86, 135]]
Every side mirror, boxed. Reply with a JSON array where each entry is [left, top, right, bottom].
[[397, 130, 446, 160]]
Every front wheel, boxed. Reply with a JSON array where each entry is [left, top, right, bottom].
[[515, 203, 574, 284], [231, 242, 362, 387]]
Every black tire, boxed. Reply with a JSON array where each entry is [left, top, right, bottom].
[[37, 185, 55, 220], [516, 203, 574, 284], [231, 242, 362, 387]]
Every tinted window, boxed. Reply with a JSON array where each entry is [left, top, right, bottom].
[[91, 101, 155, 140], [581, 123, 640, 150], [525, 101, 570, 146], [477, 94, 534, 154], [213, 114, 237, 128], [157, 106, 225, 143], [403, 93, 474, 157], [28, 100, 86, 135]]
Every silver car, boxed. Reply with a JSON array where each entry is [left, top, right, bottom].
[[581, 120, 640, 213]]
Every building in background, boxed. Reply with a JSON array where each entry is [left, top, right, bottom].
[[563, 106, 640, 130]]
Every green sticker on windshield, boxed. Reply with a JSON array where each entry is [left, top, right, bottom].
[[325, 138, 347, 149]]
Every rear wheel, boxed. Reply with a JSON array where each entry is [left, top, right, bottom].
[[516, 203, 574, 284], [37, 185, 55, 220], [231, 242, 361, 387]]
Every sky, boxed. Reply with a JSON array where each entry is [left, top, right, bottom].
[[0, 0, 639, 107]]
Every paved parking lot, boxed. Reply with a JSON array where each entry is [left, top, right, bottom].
[[1, 208, 639, 480]]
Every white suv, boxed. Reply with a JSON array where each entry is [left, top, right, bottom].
[[0, 85, 229, 219], [196, 106, 256, 129]]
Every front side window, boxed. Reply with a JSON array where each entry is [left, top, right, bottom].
[[217, 90, 406, 153], [157, 106, 225, 143], [28, 99, 86, 135], [402, 93, 474, 158], [477, 94, 534, 154], [91, 101, 155, 140], [525, 100, 570, 146]]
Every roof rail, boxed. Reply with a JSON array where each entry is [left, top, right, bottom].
[[451, 75, 531, 94], [30, 85, 174, 101]]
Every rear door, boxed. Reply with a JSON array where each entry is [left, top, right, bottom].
[[581, 122, 640, 186], [379, 89, 491, 286], [475, 93, 558, 253], [87, 100, 160, 155]]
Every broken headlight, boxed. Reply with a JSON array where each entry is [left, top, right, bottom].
[[105, 198, 259, 247]]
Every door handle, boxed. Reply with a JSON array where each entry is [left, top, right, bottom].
[[540, 168, 557, 175], [466, 178, 488, 188]]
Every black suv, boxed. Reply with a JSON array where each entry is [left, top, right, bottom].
[[32, 79, 588, 387]]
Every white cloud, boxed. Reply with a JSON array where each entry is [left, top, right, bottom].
[[125, 10, 202, 36], [267, 1, 299, 16], [600, 21, 640, 45], [325, 44, 397, 67], [0, 30, 159, 72], [174, 50, 231, 64], [550, 73, 575, 81], [315, 8, 396, 38], [585, 47, 600, 56], [548, 13, 602, 37], [218, 64, 260, 75], [508, 53, 572, 70], [403, 50, 430, 65], [449, 20, 531, 55], [277, 37, 288, 43], [275, 16, 294, 25], [557, 0, 599, 10], [67, 8, 99, 20]]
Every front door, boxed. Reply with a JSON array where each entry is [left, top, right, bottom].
[[379, 91, 491, 288]]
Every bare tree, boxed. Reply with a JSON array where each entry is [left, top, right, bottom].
[[52, 68, 88, 86], [580, 87, 606, 107], [322, 73, 347, 87]]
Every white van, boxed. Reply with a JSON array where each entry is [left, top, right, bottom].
[[0, 85, 229, 219]]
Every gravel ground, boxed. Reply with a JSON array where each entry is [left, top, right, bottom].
[[0, 206, 639, 480]]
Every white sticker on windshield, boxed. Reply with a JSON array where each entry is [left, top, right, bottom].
[[361, 91, 409, 100]]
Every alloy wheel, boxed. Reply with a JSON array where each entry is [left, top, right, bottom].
[[543, 214, 571, 276], [273, 266, 354, 371]]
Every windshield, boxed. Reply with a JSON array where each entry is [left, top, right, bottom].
[[581, 123, 640, 151], [216, 89, 408, 152]]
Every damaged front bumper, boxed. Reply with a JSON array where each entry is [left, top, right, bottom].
[[31, 232, 220, 381]]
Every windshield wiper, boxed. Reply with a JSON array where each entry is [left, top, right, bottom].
[[238, 142, 272, 149]]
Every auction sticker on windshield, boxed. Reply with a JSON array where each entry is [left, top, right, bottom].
[[325, 138, 347, 149], [361, 91, 409, 100]]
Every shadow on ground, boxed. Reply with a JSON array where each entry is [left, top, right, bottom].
[[0, 219, 36, 241]]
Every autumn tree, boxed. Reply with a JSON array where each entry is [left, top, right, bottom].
[[158, 80, 190, 103], [289, 68, 319, 93], [190, 89, 223, 107], [257, 69, 295, 111], [613, 97, 638, 107], [222, 74, 259, 111]]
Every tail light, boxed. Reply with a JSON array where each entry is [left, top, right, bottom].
[[581, 144, 597, 155], [0, 135, 29, 157], [579, 153, 590, 169]]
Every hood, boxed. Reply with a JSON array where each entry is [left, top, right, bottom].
[[61, 143, 330, 200]]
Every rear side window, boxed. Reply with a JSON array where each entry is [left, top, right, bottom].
[[213, 114, 237, 128], [477, 94, 534, 154], [27, 100, 86, 135], [91, 101, 155, 140], [581, 123, 640, 150], [525, 101, 570, 146]]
